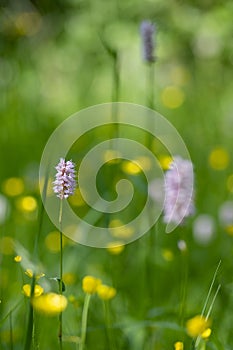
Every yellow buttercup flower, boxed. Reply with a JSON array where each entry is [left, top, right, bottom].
[[25, 269, 45, 280], [97, 285, 116, 300], [121, 160, 142, 175], [201, 327, 212, 339], [32, 293, 67, 315], [22, 284, 44, 297], [186, 315, 211, 338], [106, 242, 125, 255], [14, 255, 22, 262], [174, 341, 184, 350], [82, 276, 102, 294], [158, 155, 173, 170]]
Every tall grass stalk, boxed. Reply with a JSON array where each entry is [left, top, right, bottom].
[[80, 293, 91, 350], [103, 300, 117, 350], [24, 170, 48, 350]]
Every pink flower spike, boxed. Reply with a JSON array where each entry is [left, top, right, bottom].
[[53, 158, 76, 199]]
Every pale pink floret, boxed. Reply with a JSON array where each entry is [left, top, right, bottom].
[[164, 156, 194, 225], [53, 158, 76, 199]]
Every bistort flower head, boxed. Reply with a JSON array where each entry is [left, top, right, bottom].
[[53, 158, 76, 199], [140, 20, 156, 63], [164, 156, 194, 226]]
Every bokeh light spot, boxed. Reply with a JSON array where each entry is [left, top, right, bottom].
[[17, 196, 37, 212], [208, 147, 230, 170], [45, 231, 66, 253], [161, 86, 185, 109], [121, 160, 142, 175], [2, 178, 24, 197]]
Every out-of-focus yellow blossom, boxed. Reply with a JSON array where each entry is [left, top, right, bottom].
[[158, 155, 173, 170], [2, 177, 24, 197], [68, 294, 79, 308], [14, 255, 22, 262], [32, 293, 67, 315], [45, 231, 66, 253], [106, 242, 125, 255], [121, 160, 142, 175], [0, 236, 14, 255], [109, 219, 134, 239], [174, 341, 184, 350], [82, 276, 102, 294], [97, 284, 116, 300], [161, 86, 185, 109], [201, 327, 212, 339], [63, 272, 76, 285], [23, 284, 44, 297], [25, 269, 45, 280], [162, 249, 174, 262], [186, 315, 211, 338], [208, 147, 230, 170], [225, 225, 233, 236], [16, 196, 37, 212]]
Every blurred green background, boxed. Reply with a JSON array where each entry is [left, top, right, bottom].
[[0, 0, 233, 349]]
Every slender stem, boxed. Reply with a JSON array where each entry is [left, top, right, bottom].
[[24, 276, 35, 350], [9, 310, 13, 350], [145, 63, 155, 150], [24, 170, 48, 350], [104, 300, 116, 350], [80, 293, 91, 350], [59, 199, 63, 349], [179, 247, 188, 327], [147, 63, 155, 110]]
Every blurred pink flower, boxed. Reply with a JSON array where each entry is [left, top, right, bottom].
[[164, 156, 194, 225]]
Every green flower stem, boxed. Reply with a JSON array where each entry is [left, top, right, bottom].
[[59, 199, 63, 349], [179, 252, 188, 327], [9, 310, 13, 350], [24, 171, 48, 350], [80, 293, 91, 350], [24, 276, 35, 350], [103, 300, 116, 350]]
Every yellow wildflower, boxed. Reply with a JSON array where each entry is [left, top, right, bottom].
[[201, 328, 212, 339], [14, 255, 22, 262], [32, 293, 67, 315], [82, 276, 101, 294], [106, 242, 125, 255], [25, 269, 45, 280], [186, 315, 211, 338], [174, 341, 184, 350], [22, 284, 44, 297], [97, 284, 116, 300]]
